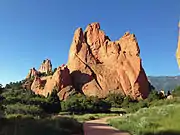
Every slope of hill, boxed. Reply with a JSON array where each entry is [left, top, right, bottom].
[[148, 76, 180, 92]]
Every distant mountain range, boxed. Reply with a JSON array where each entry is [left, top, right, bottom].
[[148, 76, 180, 92]]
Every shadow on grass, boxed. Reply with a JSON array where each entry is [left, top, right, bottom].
[[0, 116, 83, 135], [143, 131, 180, 135]]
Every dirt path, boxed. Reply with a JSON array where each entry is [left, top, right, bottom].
[[83, 116, 130, 135]]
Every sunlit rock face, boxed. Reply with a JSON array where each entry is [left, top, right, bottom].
[[38, 59, 52, 74], [26, 68, 38, 79], [25, 22, 150, 100], [67, 22, 150, 99], [176, 22, 180, 68]]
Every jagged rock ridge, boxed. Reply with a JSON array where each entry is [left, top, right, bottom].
[[25, 22, 150, 100]]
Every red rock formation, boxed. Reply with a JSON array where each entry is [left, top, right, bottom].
[[26, 68, 39, 79], [30, 65, 73, 100], [67, 22, 149, 99], [38, 59, 52, 74], [176, 21, 180, 68], [25, 22, 150, 100]]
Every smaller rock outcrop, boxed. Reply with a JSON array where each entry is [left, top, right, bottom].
[[38, 59, 52, 74], [30, 65, 73, 100], [26, 68, 39, 79]]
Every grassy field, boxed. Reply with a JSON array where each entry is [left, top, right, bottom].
[[58, 112, 119, 122], [0, 116, 83, 135], [108, 103, 180, 135]]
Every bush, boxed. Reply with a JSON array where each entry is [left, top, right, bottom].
[[105, 93, 125, 107], [172, 86, 180, 97], [1, 88, 61, 116], [43, 90, 61, 114], [5, 81, 23, 90], [61, 94, 111, 114], [5, 103, 44, 116], [0, 116, 83, 135], [147, 90, 161, 102]]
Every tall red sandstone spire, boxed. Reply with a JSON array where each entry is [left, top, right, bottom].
[[176, 21, 180, 68]]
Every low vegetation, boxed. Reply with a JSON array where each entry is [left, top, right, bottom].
[[0, 116, 83, 135], [108, 103, 180, 135], [0, 82, 83, 135], [61, 94, 111, 114], [108, 87, 180, 135], [1, 81, 180, 135]]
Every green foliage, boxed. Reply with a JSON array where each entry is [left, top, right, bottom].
[[105, 93, 125, 107], [172, 86, 180, 97], [5, 81, 23, 90], [0, 116, 83, 135], [45, 89, 61, 114], [0, 84, 3, 90], [67, 113, 118, 122], [38, 72, 47, 77], [147, 90, 161, 102], [61, 94, 111, 114], [1, 88, 61, 116], [5, 103, 43, 116], [53, 68, 57, 74], [108, 104, 180, 135]]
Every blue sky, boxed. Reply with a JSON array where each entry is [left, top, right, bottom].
[[0, 0, 180, 85]]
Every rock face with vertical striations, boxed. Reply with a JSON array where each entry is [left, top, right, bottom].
[[67, 22, 149, 99], [25, 22, 150, 100], [176, 21, 180, 68]]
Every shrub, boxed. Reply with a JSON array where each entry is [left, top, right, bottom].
[[105, 93, 125, 107], [147, 90, 160, 102], [172, 86, 180, 97], [5, 103, 44, 116], [43, 90, 61, 114], [0, 116, 83, 135], [121, 96, 133, 108], [61, 94, 111, 113], [1, 88, 61, 116]]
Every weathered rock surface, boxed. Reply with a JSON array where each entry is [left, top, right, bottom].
[[26, 68, 39, 79], [67, 22, 149, 99], [30, 65, 73, 100], [38, 59, 52, 74], [25, 22, 150, 100], [176, 22, 180, 68]]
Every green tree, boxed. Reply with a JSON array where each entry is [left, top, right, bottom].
[[62, 94, 111, 114], [45, 89, 61, 114], [105, 93, 125, 107]]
